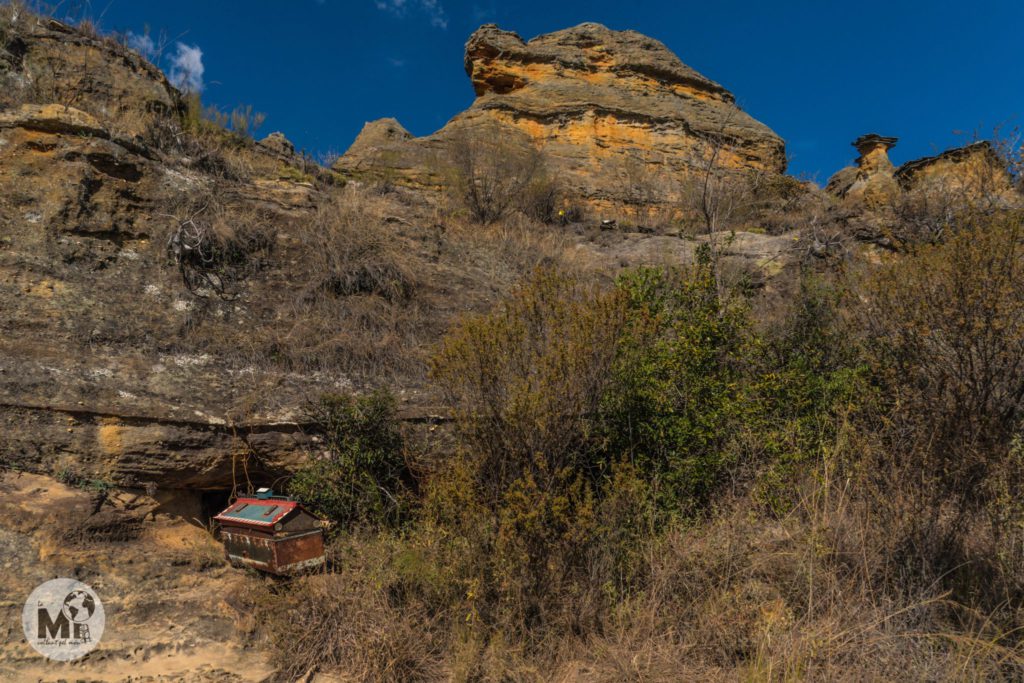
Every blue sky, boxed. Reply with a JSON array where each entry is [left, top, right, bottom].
[[79, 0, 1023, 181]]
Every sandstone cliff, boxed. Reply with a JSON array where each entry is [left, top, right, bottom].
[[336, 23, 786, 208], [0, 14, 345, 493]]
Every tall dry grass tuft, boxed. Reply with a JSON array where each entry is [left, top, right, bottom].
[[851, 212, 1024, 602], [574, 451, 1024, 681], [246, 537, 443, 682], [298, 190, 418, 304]]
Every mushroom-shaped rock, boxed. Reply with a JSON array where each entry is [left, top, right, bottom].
[[826, 134, 901, 206]]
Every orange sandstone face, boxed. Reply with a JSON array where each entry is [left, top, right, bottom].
[[341, 23, 788, 207], [486, 110, 775, 173]]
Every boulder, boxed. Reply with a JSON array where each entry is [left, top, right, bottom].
[[257, 130, 296, 157], [895, 141, 1017, 203]]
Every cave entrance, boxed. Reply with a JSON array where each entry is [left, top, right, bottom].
[[200, 489, 233, 525], [150, 488, 232, 527], [152, 483, 280, 527]]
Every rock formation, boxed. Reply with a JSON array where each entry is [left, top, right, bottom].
[[0, 16, 180, 136], [825, 134, 901, 206], [827, 135, 1018, 207], [257, 130, 296, 157], [336, 23, 786, 208], [0, 102, 321, 490], [345, 118, 413, 158], [0, 18, 340, 493], [895, 141, 1017, 201]]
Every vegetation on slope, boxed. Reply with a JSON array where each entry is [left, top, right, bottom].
[[251, 209, 1024, 681], [4, 4, 1024, 680]]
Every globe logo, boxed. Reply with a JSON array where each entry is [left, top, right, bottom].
[[22, 578, 105, 661], [62, 590, 96, 623]]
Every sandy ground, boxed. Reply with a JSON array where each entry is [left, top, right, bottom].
[[0, 472, 278, 682]]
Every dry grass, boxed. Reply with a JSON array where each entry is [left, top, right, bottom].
[[145, 184, 430, 381], [149, 171, 603, 385], [247, 461, 1024, 681], [242, 535, 444, 682], [440, 213, 577, 283], [299, 192, 419, 303]]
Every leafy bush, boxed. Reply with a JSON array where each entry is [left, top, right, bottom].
[[430, 268, 629, 632], [428, 261, 782, 633], [288, 390, 409, 530], [600, 251, 753, 513], [746, 275, 867, 512]]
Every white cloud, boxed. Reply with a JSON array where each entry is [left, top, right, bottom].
[[374, 0, 447, 29], [126, 31, 156, 59], [168, 42, 205, 93]]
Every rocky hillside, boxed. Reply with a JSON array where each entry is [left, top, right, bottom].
[[0, 13, 811, 500], [336, 23, 786, 209], [2, 8, 1022, 681]]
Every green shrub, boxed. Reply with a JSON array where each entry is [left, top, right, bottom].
[[746, 275, 868, 513], [600, 251, 753, 514], [288, 389, 408, 530], [427, 260, 778, 633]]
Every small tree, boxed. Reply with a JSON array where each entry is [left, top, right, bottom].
[[680, 121, 756, 296], [444, 123, 548, 224], [288, 390, 408, 529], [680, 109, 753, 236], [856, 213, 1024, 572]]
